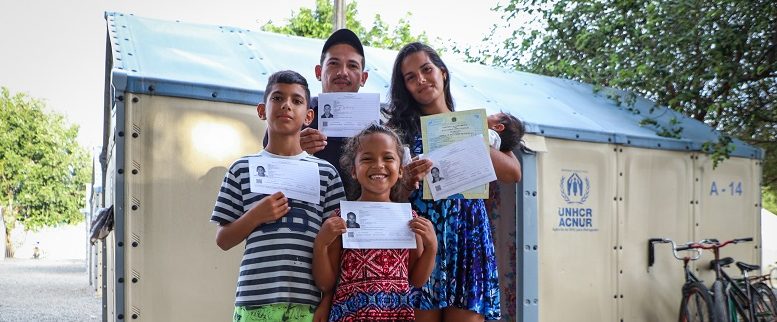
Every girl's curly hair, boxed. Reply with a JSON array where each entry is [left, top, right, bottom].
[[339, 123, 406, 201]]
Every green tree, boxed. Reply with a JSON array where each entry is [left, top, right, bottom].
[[763, 187, 777, 215], [476, 0, 776, 189], [262, 0, 428, 50], [0, 87, 90, 257]]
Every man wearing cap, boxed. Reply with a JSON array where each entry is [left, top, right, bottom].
[[302, 29, 368, 187], [303, 28, 367, 321], [261, 29, 368, 193]]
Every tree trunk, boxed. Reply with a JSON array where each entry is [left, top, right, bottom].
[[4, 225, 13, 258], [0, 206, 5, 259], [1, 204, 16, 258]]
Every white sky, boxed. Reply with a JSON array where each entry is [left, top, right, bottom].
[[0, 0, 503, 148]]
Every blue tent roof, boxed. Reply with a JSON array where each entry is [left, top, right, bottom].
[[104, 12, 761, 159]]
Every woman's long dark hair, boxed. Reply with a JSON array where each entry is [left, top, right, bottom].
[[384, 42, 454, 144]]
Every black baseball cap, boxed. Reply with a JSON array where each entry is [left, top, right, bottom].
[[321, 28, 365, 59]]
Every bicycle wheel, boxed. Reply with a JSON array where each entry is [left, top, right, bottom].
[[680, 282, 716, 322], [711, 280, 729, 322], [753, 282, 777, 318], [748, 283, 775, 321], [729, 283, 775, 322], [728, 286, 750, 322]]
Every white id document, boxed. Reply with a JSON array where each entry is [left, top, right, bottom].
[[248, 156, 320, 204], [318, 92, 381, 137], [424, 134, 497, 200], [340, 201, 416, 249]]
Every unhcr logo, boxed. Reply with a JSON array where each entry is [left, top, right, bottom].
[[560, 172, 590, 204], [555, 170, 596, 232]]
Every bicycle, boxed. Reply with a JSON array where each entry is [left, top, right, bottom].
[[689, 238, 775, 322], [747, 265, 777, 318], [649, 238, 719, 322], [750, 272, 777, 320], [770, 263, 777, 289]]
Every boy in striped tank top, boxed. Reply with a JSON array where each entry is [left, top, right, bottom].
[[210, 70, 345, 322]]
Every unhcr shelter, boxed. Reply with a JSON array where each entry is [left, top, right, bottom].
[[98, 12, 763, 322]]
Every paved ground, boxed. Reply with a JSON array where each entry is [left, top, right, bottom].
[[0, 258, 101, 322]]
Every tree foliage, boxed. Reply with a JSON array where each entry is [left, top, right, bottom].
[[763, 187, 777, 215], [0, 87, 90, 256], [262, 0, 428, 50], [476, 0, 777, 188]]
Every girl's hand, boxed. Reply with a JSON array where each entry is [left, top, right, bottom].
[[318, 216, 347, 246], [312, 292, 333, 322], [402, 158, 433, 191], [409, 217, 437, 250]]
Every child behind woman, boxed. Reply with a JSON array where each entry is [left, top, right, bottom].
[[487, 112, 526, 152], [312, 124, 438, 321]]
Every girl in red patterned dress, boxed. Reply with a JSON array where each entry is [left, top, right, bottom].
[[312, 124, 437, 322]]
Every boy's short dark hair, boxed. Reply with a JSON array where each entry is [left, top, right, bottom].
[[264, 70, 311, 104], [497, 112, 526, 152]]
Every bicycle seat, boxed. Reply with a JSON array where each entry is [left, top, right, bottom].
[[710, 257, 734, 269], [735, 261, 760, 272]]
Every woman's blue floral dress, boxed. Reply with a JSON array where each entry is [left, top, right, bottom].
[[409, 135, 501, 320]]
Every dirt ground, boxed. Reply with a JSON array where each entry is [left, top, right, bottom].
[[0, 258, 101, 322]]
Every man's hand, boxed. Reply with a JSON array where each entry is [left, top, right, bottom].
[[300, 128, 328, 154]]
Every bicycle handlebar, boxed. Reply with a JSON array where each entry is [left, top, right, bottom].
[[648, 238, 666, 267], [682, 237, 753, 250], [648, 238, 701, 267], [647, 237, 752, 267]]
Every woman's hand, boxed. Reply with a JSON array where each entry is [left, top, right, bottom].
[[490, 147, 522, 183], [402, 158, 433, 191]]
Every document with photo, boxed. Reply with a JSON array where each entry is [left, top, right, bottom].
[[419, 108, 491, 199], [318, 92, 381, 137], [424, 134, 496, 200], [340, 201, 416, 249], [248, 156, 320, 204]]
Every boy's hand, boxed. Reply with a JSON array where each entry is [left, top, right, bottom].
[[410, 217, 437, 250], [300, 128, 327, 154], [313, 292, 333, 322], [318, 216, 346, 246], [248, 191, 290, 226], [402, 158, 433, 191]]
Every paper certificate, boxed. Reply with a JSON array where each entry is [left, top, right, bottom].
[[318, 92, 381, 137], [249, 156, 320, 204], [340, 201, 416, 249], [424, 135, 497, 200], [419, 109, 491, 199]]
